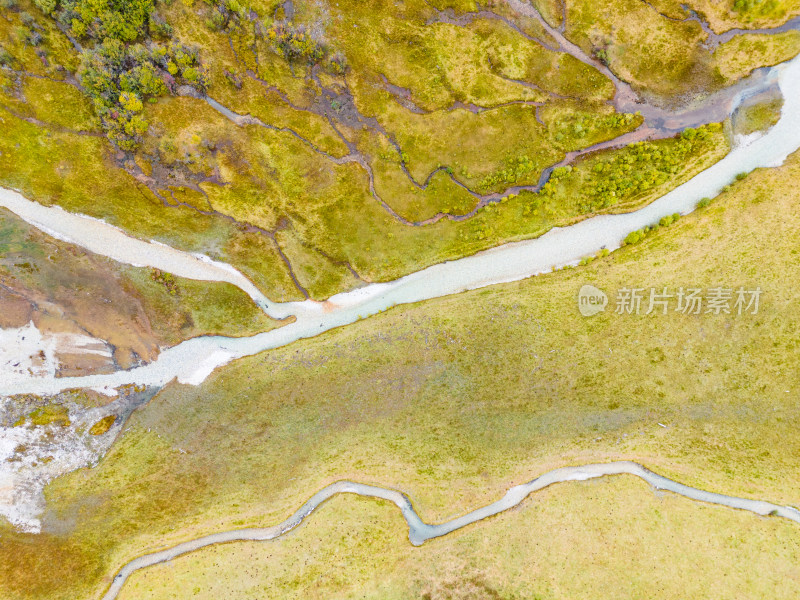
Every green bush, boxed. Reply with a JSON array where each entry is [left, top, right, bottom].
[[733, 0, 781, 16], [205, 0, 248, 31], [0, 47, 12, 67], [659, 212, 681, 227], [623, 230, 644, 245], [79, 39, 208, 149], [33, 0, 56, 14], [697, 197, 711, 208], [267, 23, 326, 65], [327, 53, 348, 75]]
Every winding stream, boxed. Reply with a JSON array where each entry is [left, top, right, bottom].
[[1, 18, 799, 600], [100, 461, 800, 600], [1, 52, 799, 396], [502, 0, 782, 128]]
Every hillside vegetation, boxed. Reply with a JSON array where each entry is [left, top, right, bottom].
[[1, 0, 797, 301]]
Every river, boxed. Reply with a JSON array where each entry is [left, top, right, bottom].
[[1, 53, 799, 397]]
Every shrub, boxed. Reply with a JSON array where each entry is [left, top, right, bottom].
[[327, 53, 347, 75], [33, 0, 56, 13], [149, 13, 173, 39], [119, 91, 143, 112], [623, 229, 644, 245], [697, 197, 711, 208], [223, 69, 242, 89], [659, 212, 680, 227], [79, 39, 208, 149], [183, 66, 199, 82], [267, 23, 325, 64]]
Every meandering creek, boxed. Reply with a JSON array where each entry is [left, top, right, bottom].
[[100, 461, 800, 600]]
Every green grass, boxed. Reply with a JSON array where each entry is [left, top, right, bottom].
[[3, 147, 800, 600], [5, 0, 784, 304], [734, 97, 784, 135], [15, 405, 71, 428]]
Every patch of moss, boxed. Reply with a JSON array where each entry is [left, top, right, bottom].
[[88, 415, 116, 435], [734, 98, 784, 136], [17, 405, 71, 428]]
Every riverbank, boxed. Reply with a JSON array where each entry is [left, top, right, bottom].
[[2, 52, 800, 398], [4, 140, 800, 599]]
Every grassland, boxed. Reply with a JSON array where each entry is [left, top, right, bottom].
[[118, 479, 800, 600], [2, 0, 799, 302], [2, 143, 800, 599], [733, 96, 784, 135], [714, 30, 800, 81], [563, 0, 800, 98], [682, 0, 800, 31], [0, 64, 729, 299], [1, 0, 799, 597]]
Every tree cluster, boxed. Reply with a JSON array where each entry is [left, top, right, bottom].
[[540, 123, 722, 213], [478, 155, 540, 191], [79, 39, 209, 149], [266, 23, 326, 65], [34, 0, 157, 42]]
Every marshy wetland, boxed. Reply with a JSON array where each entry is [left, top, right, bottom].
[[2, 0, 800, 598]]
